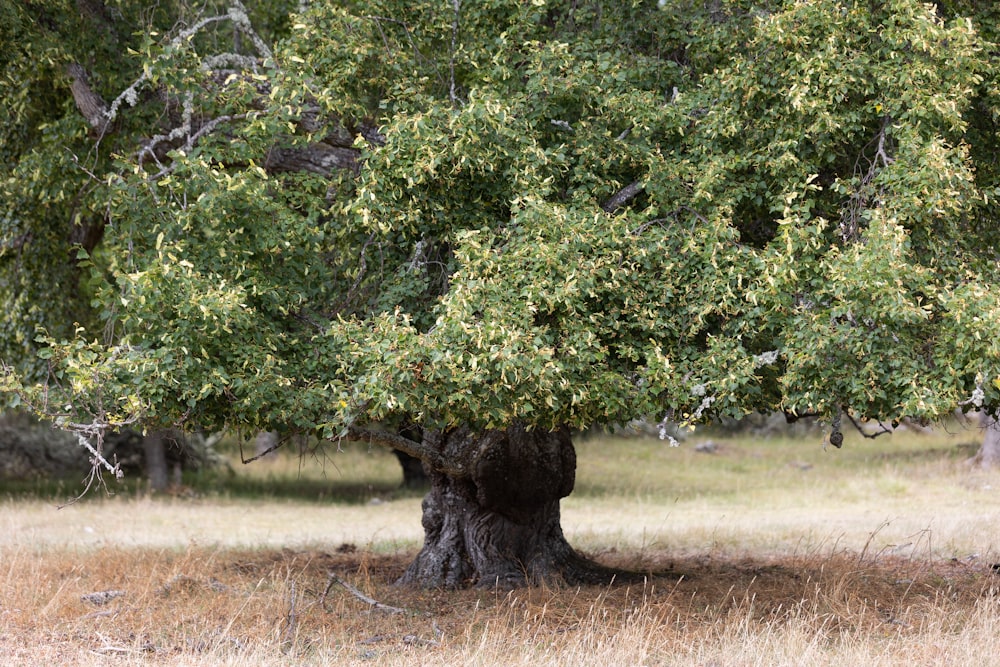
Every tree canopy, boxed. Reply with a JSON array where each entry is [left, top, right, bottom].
[[2, 0, 999, 449]]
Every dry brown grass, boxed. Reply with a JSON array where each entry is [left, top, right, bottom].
[[3, 544, 1000, 666], [3, 427, 1000, 665]]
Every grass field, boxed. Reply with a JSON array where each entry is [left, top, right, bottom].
[[3, 423, 1000, 665]]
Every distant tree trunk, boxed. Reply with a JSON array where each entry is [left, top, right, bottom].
[[142, 429, 176, 491], [397, 423, 610, 588], [971, 412, 1000, 468], [394, 450, 429, 488], [395, 423, 428, 488]]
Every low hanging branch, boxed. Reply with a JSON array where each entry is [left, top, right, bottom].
[[843, 411, 894, 439], [345, 425, 468, 478]]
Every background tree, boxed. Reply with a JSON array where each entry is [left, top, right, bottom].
[[3, 0, 999, 587], [970, 412, 1000, 468], [0, 0, 253, 489]]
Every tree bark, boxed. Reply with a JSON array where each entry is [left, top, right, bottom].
[[394, 422, 429, 489], [66, 63, 110, 134], [397, 423, 611, 588], [142, 429, 172, 492], [971, 412, 1000, 468], [394, 450, 429, 488]]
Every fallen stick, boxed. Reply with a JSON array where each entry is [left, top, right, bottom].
[[320, 573, 407, 614]]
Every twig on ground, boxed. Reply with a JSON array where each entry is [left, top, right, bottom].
[[90, 631, 135, 655], [320, 572, 407, 614], [81, 590, 126, 606], [90, 647, 133, 656]]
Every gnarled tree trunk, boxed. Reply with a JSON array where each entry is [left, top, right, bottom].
[[395, 423, 609, 588]]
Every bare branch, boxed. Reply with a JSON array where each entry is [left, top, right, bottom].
[[139, 109, 250, 172], [139, 91, 194, 165], [72, 432, 124, 478], [335, 232, 377, 312], [840, 115, 895, 243], [227, 1, 273, 60], [843, 411, 894, 439], [107, 15, 231, 122], [239, 434, 287, 464], [107, 2, 270, 125]]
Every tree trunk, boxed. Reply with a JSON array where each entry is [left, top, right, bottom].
[[971, 412, 1000, 468], [142, 429, 183, 492], [394, 449, 429, 488], [394, 423, 428, 488], [397, 423, 610, 588]]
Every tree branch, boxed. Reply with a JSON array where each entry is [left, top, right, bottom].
[[601, 180, 644, 213], [106, 14, 232, 123], [105, 1, 267, 127], [345, 426, 467, 477], [66, 63, 110, 134], [265, 142, 360, 176], [840, 115, 895, 242], [81, 2, 385, 183], [843, 411, 893, 439], [140, 111, 248, 172]]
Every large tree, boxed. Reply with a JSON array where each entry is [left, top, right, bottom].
[[3, 0, 1000, 587]]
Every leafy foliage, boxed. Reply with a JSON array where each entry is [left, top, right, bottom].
[[2, 0, 998, 442]]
